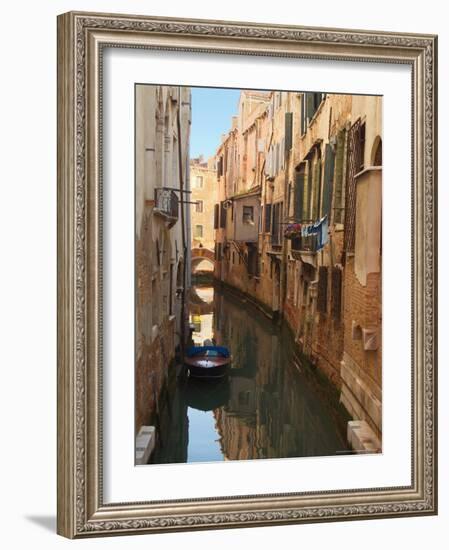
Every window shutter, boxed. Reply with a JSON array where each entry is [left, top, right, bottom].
[[344, 119, 363, 253], [333, 129, 346, 224], [273, 143, 279, 176], [306, 93, 315, 124], [312, 159, 322, 220], [277, 143, 281, 173], [214, 204, 219, 229], [220, 201, 227, 228], [294, 170, 305, 222], [264, 203, 272, 232], [285, 112, 293, 152], [301, 94, 307, 135], [317, 266, 328, 314], [331, 266, 342, 320], [322, 143, 336, 220]]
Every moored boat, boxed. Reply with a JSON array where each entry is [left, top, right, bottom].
[[185, 345, 231, 379]]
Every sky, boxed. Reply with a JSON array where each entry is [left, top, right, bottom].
[[190, 87, 241, 161]]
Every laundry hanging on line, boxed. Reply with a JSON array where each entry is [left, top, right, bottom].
[[300, 215, 329, 250]]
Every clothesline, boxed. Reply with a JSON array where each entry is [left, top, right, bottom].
[[284, 215, 329, 250]]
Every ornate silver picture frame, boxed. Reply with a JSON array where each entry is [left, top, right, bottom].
[[57, 11, 437, 538]]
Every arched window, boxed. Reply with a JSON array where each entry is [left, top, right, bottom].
[[372, 136, 382, 166]]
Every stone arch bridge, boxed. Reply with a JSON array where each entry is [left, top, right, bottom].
[[191, 247, 214, 273]]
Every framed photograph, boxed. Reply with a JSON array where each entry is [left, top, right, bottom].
[[57, 11, 437, 538]]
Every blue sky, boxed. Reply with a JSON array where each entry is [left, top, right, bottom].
[[190, 87, 241, 160]]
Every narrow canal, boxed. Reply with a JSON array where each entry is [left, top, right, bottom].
[[151, 284, 350, 464]]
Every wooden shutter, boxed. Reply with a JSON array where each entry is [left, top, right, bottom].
[[331, 266, 342, 320], [322, 143, 336, 220], [301, 95, 307, 135], [312, 158, 322, 220], [306, 159, 313, 220], [344, 119, 363, 253], [271, 203, 279, 245], [285, 112, 293, 152], [294, 170, 305, 222], [220, 201, 227, 228], [306, 93, 315, 124], [264, 203, 272, 232], [214, 204, 219, 229], [317, 266, 328, 314], [333, 129, 346, 224]]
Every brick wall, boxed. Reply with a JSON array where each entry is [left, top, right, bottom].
[[343, 257, 382, 385], [135, 316, 175, 433], [341, 256, 382, 437]]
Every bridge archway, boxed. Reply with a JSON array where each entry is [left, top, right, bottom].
[[191, 247, 215, 273]]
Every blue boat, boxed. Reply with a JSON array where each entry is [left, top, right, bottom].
[[185, 344, 231, 379]]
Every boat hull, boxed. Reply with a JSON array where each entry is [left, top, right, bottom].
[[185, 356, 231, 379]]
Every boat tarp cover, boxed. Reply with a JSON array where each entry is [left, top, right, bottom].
[[186, 346, 230, 358]]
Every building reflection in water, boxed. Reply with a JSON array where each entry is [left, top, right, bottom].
[[150, 284, 350, 465]]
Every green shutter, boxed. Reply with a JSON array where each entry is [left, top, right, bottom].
[[333, 129, 346, 224], [306, 93, 315, 124], [285, 112, 293, 152], [322, 143, 336, 220], [306, 160, 313, 220], [312, 159, 321, 220], [294, 171, 304, 222]]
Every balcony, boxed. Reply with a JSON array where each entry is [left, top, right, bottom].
[[154, 188, 179, 225], [291, 234, 320, 253]]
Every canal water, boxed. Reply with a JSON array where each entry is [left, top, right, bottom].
[[151, 284, 350, 465]]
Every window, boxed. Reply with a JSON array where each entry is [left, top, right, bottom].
[[301, 92, 325, 135], [194, 175, 203, 188], [195, 200, 203, 213], [194, 225, 203, 238], [372, 137, 382, 166], [242, 205, 254, 224]]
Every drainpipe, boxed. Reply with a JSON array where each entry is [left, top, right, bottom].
[[177, 89, 189, 360], [279, 98, 291, 318]]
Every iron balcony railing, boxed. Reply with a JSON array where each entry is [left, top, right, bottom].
[[154, 187, 179, 220]]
